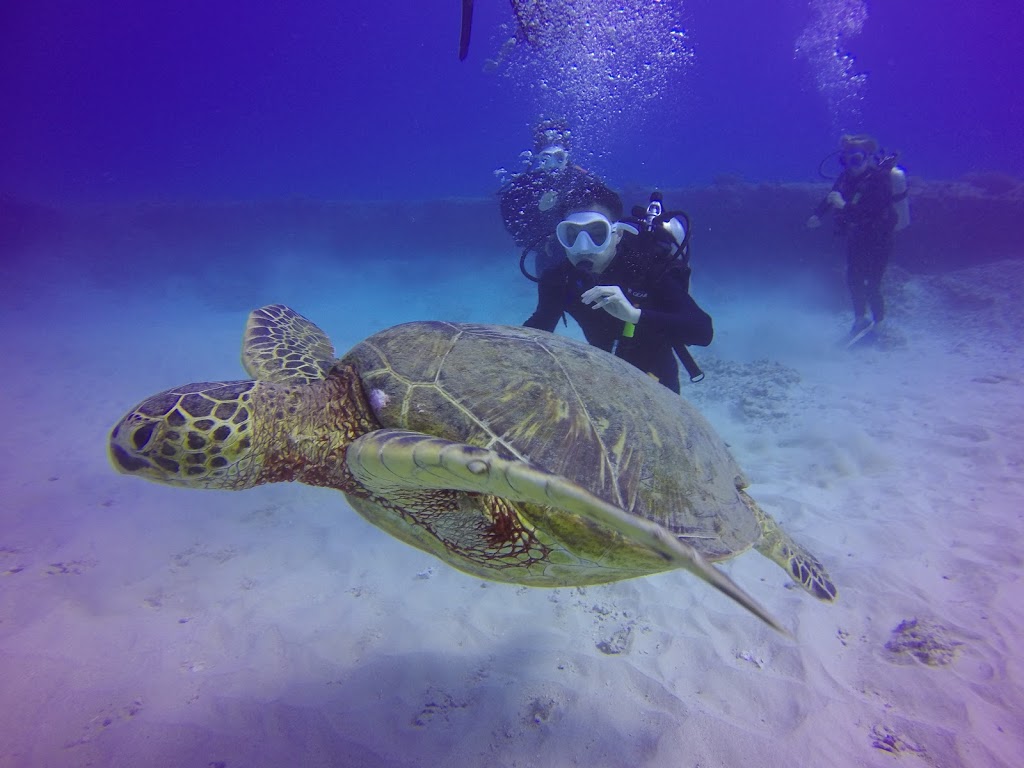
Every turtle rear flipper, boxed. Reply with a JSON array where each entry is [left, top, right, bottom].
[[347, 428, 788, 634], [745, 492, 838, 602], [242, 304, 336, 383]]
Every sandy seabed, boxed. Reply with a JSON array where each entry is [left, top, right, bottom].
[[1, 252, 1022, 768]]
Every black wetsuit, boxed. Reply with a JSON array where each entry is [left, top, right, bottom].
[[524, 233, 713, 393], [816, 164, 897, 322]]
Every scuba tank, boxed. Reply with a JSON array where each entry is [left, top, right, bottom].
[[889, 163, 910, 231], [875, 153, 910, 231], [627, 192, 705, 383], [631, 191, 691, 267]]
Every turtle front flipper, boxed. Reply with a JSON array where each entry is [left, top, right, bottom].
[[242, 304, 336, 383], [745, 492, 838, 602], [348, 428, 788, 633]]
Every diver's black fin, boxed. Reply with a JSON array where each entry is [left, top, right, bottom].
[[844, 321, 876, 349], [459, 0, 474, 60]]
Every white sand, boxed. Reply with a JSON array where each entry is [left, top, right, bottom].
[[1, 253, 1022, 768]]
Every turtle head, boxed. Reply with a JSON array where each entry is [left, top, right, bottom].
[[109, 380, 265, 489]]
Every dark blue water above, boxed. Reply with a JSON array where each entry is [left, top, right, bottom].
[[1, 0, 1020, 203]]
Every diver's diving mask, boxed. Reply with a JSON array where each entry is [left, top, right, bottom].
[[840, 150, 868, 170], [556, 212, 637, 273], [536, 146, 569, 173]]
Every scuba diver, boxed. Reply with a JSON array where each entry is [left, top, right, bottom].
[[524, 191, 713, 393], [807, 133, 910, 344], [498, 118, 616, 276]]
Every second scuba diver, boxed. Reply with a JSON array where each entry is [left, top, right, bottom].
[[524, 190, 713, 393], [808, 133, 910, 343], [499, 118, 616, 276]]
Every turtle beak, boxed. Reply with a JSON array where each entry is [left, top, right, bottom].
[[109, 438, 153, 474], [108, 412, 178, 482]]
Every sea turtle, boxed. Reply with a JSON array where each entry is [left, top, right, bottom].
[[109, 304, 836, 630]]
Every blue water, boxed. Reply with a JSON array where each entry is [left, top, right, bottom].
[[1, 0, 1020, 202]]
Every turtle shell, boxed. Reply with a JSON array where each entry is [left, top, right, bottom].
[[340, 321, 759, 560]]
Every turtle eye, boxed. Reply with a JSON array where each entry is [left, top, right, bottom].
[[132, 421, 156, 450]]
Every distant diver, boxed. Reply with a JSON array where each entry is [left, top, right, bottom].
[[807, 133, 910, 345]]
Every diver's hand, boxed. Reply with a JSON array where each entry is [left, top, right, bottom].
[[581, 285, 641, 324], [826, 190, 846, 209], [806, 214, 822, 229]]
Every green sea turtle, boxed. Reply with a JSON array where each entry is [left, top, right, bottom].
[[109, 304, 836, 630]]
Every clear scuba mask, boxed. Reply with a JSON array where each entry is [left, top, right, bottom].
[[840, 150, 869, 171], [557, 212, 612, 252], [556, 212, 637, 273], [536, 146, 568, 173]]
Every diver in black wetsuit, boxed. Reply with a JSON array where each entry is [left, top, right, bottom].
[[499, 119, 617, 276], [807, 134, 909, 338], [524, 194, 713, 394]]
